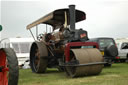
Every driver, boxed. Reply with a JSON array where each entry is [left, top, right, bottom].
[[45, 33, 55, 46]]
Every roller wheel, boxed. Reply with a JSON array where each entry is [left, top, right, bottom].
[[65, 48, 104, 78], [30, 41, 48, 73], [0, 48, 19, 85]]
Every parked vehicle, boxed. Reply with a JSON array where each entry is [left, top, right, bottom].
[[115, 38, 128, 62], [0, 38, 34, 66], [84, 37, 118, 66]]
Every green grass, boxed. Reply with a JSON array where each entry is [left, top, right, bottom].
[[19, 63, 128, 85]]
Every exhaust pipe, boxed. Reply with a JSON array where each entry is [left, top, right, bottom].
[[69, 5, 76, 31]]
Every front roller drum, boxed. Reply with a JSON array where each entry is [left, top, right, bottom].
[[30, 41, 48, 73], [65, 48, 104, 77]]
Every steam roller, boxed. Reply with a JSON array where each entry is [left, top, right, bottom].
[[27, 5, 105, 78]]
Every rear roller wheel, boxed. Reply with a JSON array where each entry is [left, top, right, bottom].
[[0, 48, 19, 85], [30, 41, 48, 73]]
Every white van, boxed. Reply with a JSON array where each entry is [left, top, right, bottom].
[[0, 38, 34, 65], [115, 38, 128, 62]]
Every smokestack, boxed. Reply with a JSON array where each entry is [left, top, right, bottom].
[[69, 5, 75, 31]]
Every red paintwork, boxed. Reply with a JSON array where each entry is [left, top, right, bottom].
[[116, 56, 120, 59], [64, 42, 99, 62], [0, 50, 8, 85]]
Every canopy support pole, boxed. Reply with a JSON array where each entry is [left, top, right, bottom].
[[29, 29, 36, 41]]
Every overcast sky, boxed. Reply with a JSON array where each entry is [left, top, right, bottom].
[[1, 0, 128, 39]]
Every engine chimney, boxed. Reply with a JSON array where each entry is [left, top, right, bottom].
[[69, 5, 76, 31]]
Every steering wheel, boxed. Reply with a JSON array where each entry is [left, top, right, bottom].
[[37, 34, 45, 41]]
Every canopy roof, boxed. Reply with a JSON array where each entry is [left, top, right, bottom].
[[27, 8, 86, 30]]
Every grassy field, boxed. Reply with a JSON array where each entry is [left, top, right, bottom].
[[19, 63, 128, 85]]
